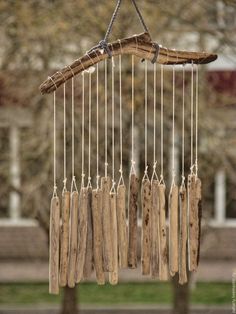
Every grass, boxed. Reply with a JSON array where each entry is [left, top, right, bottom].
[[0, 282, 231, 306]]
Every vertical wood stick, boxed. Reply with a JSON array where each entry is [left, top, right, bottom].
[[151, 180, 159, 278], [196, 177, 202, 267], [49, 196, 60, 294], [158, 184, 168, 281], [101, 176, 113, 272], [117, 185, 128, 268], [128, 174, 139, 269], [67, 191, 79, 288], [188, 174, 198, 272], [83, 187, 93, 279], [179, 184, 188, 285], [169, 184, 179, 277], [92, 189, 105, 285], [59, 191, 70, 287], [109, 192, 118, 285], [141, 179, 152, 275], [75, 187, 88, 283]]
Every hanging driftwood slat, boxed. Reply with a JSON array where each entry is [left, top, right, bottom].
[[75, 187, 88, 283], [83, 187, 93, 279], [151, 179, 159, 278], [188, 174, 198, 272], [128, 173, 139, 269], [101, 176, 113, 272], [67, 191, 79, 288], [49, 196, 60, 295], [169, 184, 179, 277], [158, 184, 168, 281], [196, 177, 202, 267], [141, 179, 152, 275], [109, 192, 118, 285], [179, 184, 188, 285], [92, 189, 105, 285], [40, 33, 217, 95], [59, 191, 70, 287], [117, 185, 128, 269]]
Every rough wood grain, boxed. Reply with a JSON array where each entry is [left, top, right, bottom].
[[109, 192, 118, 285], [188, 174, 198, 272], [158, 184, 168, 281], [169, 184, 179, 277], [128, 174, 139, 269], [75, 187, 88, 283], [195, 177, 202, 267], [92, 189, 105, 285], [83, 187, 93, 279], [101, 176, 113, 272], [49, 196, 60, 295], [151, 180, 159, 278], [40, 32, 217, 94], [179, 184, 188, 285], [67, 191, 79, 288], [59, 191, 70, 287], [141, 179, 152, 276], [117, 185, 128, 269]]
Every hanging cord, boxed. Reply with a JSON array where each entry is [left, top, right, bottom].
[[142, 59, 149, 182], [171, 65, 176, 187], [71, 77, 78, 193], [118, 54, 124, 187], [110, 57, 116, 193], [195, 64, 199, 178], [190, 62, 194, 175], [130, 55, 136, 176], [159, 65, 165, 185], [87, 72, 92, 189], [151, 62, 158, 182], [62, 84, 67, 193], [81, 73, 85, 188], [53, 91, 58, 197], [181, 65, 186, 187], [105, 59, 108, 177], [87, 0, 159, 62], [96, 64, 100, 190]]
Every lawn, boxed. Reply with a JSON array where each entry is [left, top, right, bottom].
[[0, 282, 231, 305]]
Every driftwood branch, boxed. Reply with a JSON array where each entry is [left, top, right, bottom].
[[39, 32, 217, 95]]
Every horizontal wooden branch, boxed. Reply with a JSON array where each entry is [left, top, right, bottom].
[[40, 32, 217, 95]]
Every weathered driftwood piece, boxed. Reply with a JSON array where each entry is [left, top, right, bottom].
[[92, 189, 105, 285], [151, 180, 159, 278], [59, 191, 70, 287], [117, 185, 128, 269], [109, 192, 118, 285], [75, 187, 88, 283], [128, 174, 139, 269], [101, 176, 113, 272], [195, 177, 202, 267], [141, 179, 152, 275], [40, 32, 217, 94], [188, 174, 198, 272], [49, 196, 60, 295], [67, 191, 79, 288], [83, 187, 93, 279], [158, 184, 168, 281], [169, 184, 179, 277], [179, 184, 188, 285]]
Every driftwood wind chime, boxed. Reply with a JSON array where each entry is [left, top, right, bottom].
[[39, 0, 217, 294]]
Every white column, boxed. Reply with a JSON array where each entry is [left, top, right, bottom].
[[9, 126, 21, 220], [214, 169, 226, 225]]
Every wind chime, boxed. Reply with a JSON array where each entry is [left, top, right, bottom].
[[39, 0, 217, 294]]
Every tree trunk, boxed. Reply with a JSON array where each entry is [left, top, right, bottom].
[[172, 274, 190, 314], [61, 286, 78, 314]]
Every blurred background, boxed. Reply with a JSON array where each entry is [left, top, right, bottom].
[[0, 0, 235, 313]]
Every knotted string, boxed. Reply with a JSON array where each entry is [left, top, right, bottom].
[[62, 83, 67, 193], [52, 91, 58, 197], [71, 77, 78, 193], [110, 57, 116, 194], [130, 55, 136, 176]]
